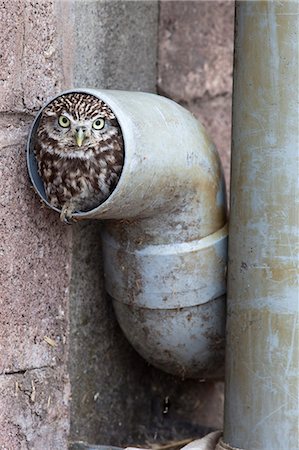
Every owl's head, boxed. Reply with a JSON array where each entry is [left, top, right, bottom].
[[37, 93, 121, 155]]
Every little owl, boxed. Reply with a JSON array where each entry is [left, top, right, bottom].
[[34, 93, 124, 222]]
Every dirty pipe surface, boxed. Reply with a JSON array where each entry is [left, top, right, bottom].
[[27, 89, 228, 379], [224, 2, 299, 450]]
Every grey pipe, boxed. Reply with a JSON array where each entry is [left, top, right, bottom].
[[222, 2, 299, 449], [27, 89, 228, 378]]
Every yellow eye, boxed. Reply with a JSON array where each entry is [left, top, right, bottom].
[[58, 115, 70, 128], [92, 118, 105, 130]]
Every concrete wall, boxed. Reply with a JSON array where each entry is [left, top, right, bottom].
[[0, 1, 72, 448], [0, 1, 234, 448], [69, 1, 159, 445]]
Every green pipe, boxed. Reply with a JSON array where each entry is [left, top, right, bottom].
[[222, 1, 299, 449]]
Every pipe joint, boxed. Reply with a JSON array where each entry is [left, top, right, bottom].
[[27, 89, 228, 378]]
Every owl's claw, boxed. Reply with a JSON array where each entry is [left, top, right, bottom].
[[61, 216, 73, 225], [60, 203, 76, 224]]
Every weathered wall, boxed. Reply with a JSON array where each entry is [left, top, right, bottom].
[[0, 1, 73, 448], [158, 0, 234, 186], [0, 0, 234, 447]]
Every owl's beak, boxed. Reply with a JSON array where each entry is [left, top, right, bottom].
[[75, 128, 85, 147]]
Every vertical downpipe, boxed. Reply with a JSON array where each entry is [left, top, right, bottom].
[[223, 2, 299, 450]]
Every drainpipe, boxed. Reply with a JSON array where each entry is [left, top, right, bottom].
[[220, 2, 299, 449], [27, 89, 228, 379]]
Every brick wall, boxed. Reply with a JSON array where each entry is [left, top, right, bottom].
[[158, 0, 234, 187]]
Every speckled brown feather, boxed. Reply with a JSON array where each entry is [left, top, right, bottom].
[[34, 93, 124, 221]]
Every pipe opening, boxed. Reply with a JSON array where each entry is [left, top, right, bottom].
[[27, 90, 125, 219]]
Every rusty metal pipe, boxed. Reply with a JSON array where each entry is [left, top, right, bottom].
[[222, 1, 299, 449], [27, 89, 228, 378]]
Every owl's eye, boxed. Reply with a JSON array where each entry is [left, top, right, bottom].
[[92, 118, 105, 130], [58, 115, 70, 128]]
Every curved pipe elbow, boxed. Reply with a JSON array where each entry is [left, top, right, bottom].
[[27, 89, 228, 379]]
